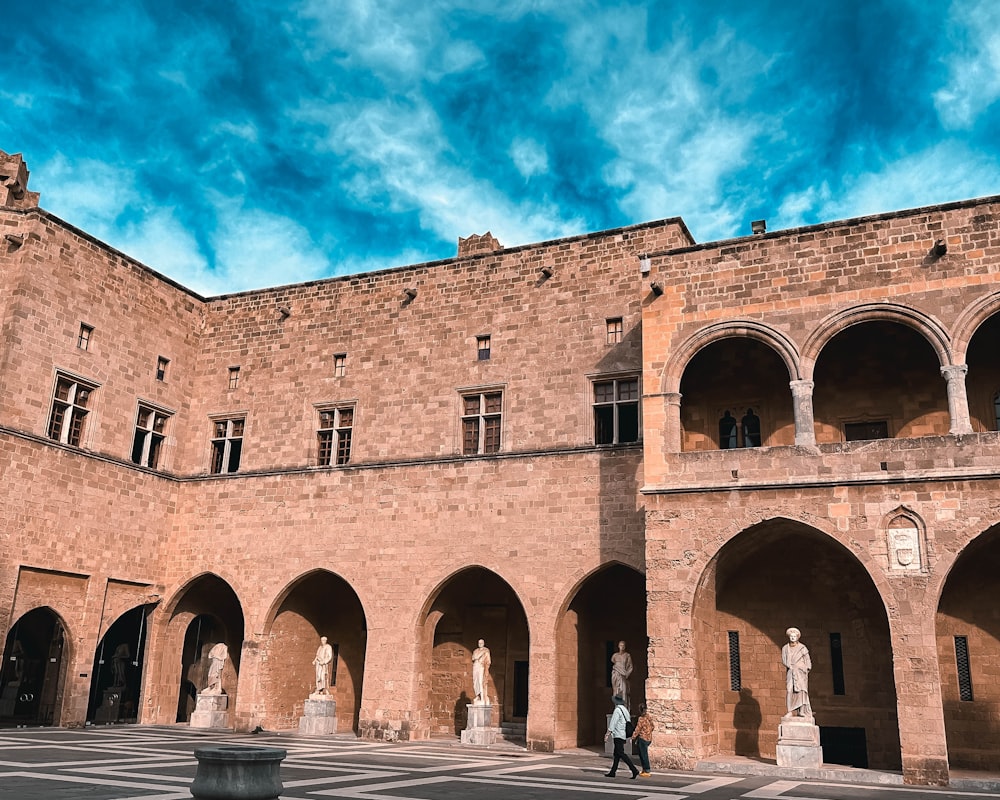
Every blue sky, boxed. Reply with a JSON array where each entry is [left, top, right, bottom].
[[4, 1, 1000, 295]]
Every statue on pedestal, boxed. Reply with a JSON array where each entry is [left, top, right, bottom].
[[611, 640, 633, 710], [471, 639, 491, 705], [312, 636, 334, 694], [203, 642, 229, 695], [781, 627, 812, 719], [111, 643, 130, 688]]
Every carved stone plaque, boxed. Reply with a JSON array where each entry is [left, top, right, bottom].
[[888, 527, 921, 571]]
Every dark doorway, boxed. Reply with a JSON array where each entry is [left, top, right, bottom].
[[87, 605, 152, 724], [513, 660, 529, 719], [0, 608, 66, 726], [820, 726, 868, 768]]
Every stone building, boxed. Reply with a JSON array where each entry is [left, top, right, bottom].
[[1, 149, 999, 785]]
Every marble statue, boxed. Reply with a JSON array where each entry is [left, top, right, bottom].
[[611, 640, 633, 709], [111, 643, 130, 688], [781, 627, 812, 719], [471, 638, 492, 705], [204, 642, 229, 695], [312, 636, 334, 694]]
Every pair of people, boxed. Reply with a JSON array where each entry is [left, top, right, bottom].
[[603, 696, 654, 778]]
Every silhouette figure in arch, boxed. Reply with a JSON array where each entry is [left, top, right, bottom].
[[719, 410, 738, 449], [741, 408, 761, 447], [733, 688, 762, 757]]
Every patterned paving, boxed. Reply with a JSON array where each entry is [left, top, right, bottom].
[[0, 727, 997, 800]]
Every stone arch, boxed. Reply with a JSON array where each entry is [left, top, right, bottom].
[[934, 523, 1000, 769], [955, 294, 1000, 432], [154, 572, 245, 726], [801, 303, 953, 380], [0, 606, 72, 726], [690, 516, 899, 769], [86, 602, 154, 725], [553, 561, 646, 749], [258, 569, 367, 733], [950, 291, 1000, 363], [417, 565, 530, 741], [661, 320, 802, 395]]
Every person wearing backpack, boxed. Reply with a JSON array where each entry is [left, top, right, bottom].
[[631, 702, 654, 777], [603, 694, 639, 779]]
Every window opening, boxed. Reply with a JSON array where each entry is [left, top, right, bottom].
[[462, 391, 502, 454], [77, 323, 93, 350], [477, 335, 491, 361], [156, 357, 169, 382], [210, 418, 244, 474], [727, 631, 742, 691], [594, 377, 640, 445], [606, 317, 623, 344], [955, 636, 973, 702], [830, 632, 846, 695], [741, 408, 761, 447], [334, 353, 347, 378], [844, 420, 888, 442], [719, 410, 738, 449], [228, 367, 240, 390], [993, 392, 1000, 431], [48, 375, 96, 446], [132, 405, 169, 468], [318, 407, 354, 466]]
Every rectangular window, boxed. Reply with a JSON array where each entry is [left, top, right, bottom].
[[317, 406, 354, 466], [830, 632, 846, 695], [210, 417, 245, 474], [593, 377, 640, 445], [477, 335, 491, 361], [606, 317, 623, 344], [462, 390, 502, 454], [727, 631, 742, 691], [844, 420, 888, 442], [955, 635, 974, 702], [48, 375, 96, 446], [131, 405, 170, 469], [333, 353, 347, 378], [156, 357, 169, 382], [77, 323, 93, 350], [228, 366, 240, 390]]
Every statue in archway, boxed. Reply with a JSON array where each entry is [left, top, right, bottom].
[[471, 639, 491, 705], [203, 642, 229, 695], [312, 636, 334, 695], [111, 643, 130, 688], [781, 627, 812, 719], [611, 640, 633, 710]]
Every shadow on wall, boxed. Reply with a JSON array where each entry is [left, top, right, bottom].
[[733, 688, 762, 757]]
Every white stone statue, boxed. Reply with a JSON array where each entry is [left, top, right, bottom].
[[781, 627, 812, 719], [312, 636, 334, 694], [611, 640, 633, 710], [204, 642, 229, 695], [471, 638, 492, 705]]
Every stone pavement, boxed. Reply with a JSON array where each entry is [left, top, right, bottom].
[[2, 726, 1000, 800]]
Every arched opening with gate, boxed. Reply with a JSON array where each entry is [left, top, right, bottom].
[[0, 607, 69, 726], [87, 604, 154, 725]]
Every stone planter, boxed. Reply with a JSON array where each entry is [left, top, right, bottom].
[[191, 746, 286, 800]]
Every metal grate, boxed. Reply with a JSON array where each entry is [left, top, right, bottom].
[[830, 632, 846, 695], [727, 631, 741, 691], [955, 636, 974, 702]]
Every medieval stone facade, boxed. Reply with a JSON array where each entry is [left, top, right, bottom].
[[1, 149, 999, 785]]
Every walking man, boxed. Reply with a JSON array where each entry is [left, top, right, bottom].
[[603, 694, 639, 779]]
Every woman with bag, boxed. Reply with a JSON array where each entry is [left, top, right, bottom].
[[631, 702, 654, 777]]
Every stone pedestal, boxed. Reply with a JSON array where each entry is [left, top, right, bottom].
[[603, 712, 637, 756], [191, 745, 286, 800], [460, 703, 501, 746], [94, 687, 124, 724], [190, 692, 230, 729], [299, 695, 337, 735], [776, 717, 823, 769]]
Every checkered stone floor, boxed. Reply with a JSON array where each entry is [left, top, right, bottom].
[[1, 727, 998, 800]]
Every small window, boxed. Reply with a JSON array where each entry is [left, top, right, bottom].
[[462, 390, 502, 454], [606, 317, 623, 344], [993, 392, 1000, 431], [719, 410, 738, 449], [955, 635, 973, 702], [741, 408, 761, 448], [830, 632, 846, 695], [334, 353, 347, 378], [477, 335, 491, 361], [844, 420, 888, 442], [132, 405, 170, 469], [48, 374, 97, 446], [77, 323, 93, 351], [228, 366, 240, 390], [594, 377, 640, 445], [318, 406, 354, 466], [156, 357, 169, 382], [210, 417, 245, 474], [727, 631, 741, 692]]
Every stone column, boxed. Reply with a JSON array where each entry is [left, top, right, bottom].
[[664, 393, 683, 453], [789, 380, 816, 447], [941, 364, 973, 435]]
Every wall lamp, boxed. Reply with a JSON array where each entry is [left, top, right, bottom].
[[650, 281, 664, 296], [751, 219, 766, 235], [539, 266, 553, 279], [404, 287, 418, 300], [277, 306, 291, 320], [4, 233, 23, 248], [931, 239, 947, 257]]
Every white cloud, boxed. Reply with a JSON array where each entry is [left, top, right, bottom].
[[933, 0, 1000, 129], [509, 137, 549, 180]]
